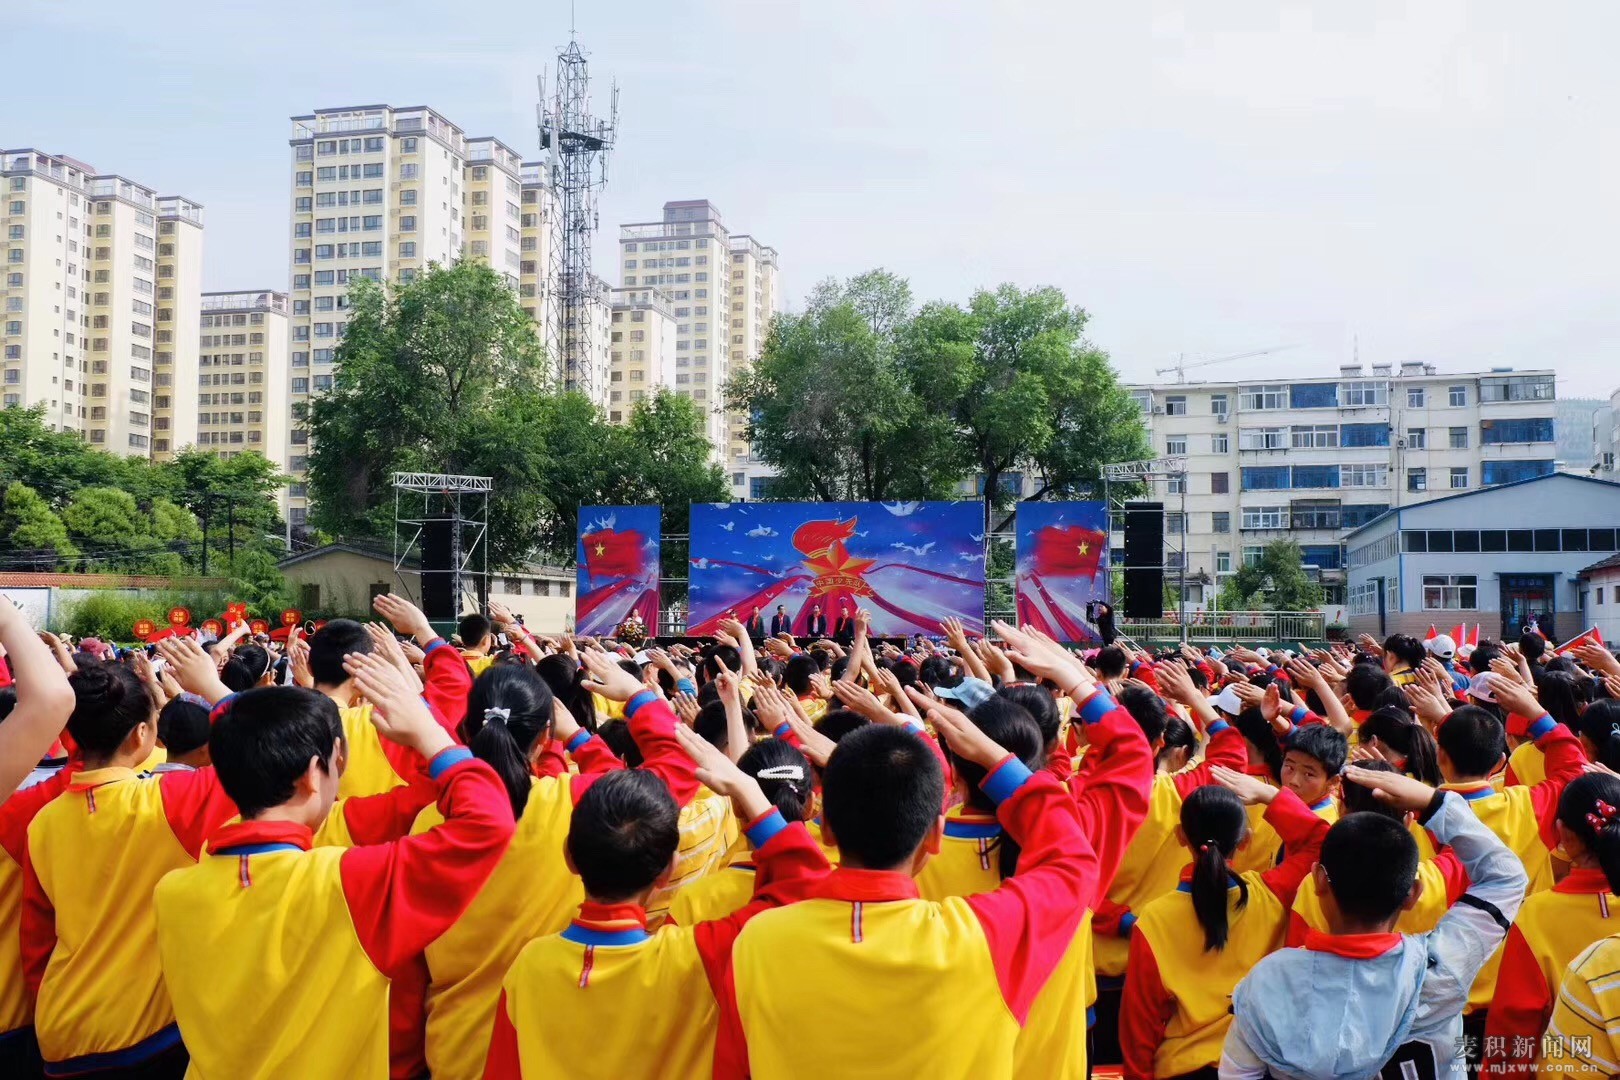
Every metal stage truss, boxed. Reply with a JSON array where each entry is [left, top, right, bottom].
[[392, 472, 492, 619]]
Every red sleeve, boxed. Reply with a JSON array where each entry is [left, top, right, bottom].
[[623, 694, 700, 808], [963, 763, 1096, 1025], [1432, 845, 1472, 906], [1170, 721, 1247, 800], [1068, 691, 1153, 906], [1092, 896, 1130, 937], [532, 738, 568, 780], [1194, 661, 1215, 686], [482, 989, 522, 1079], [568, 733, 626, 778], [1256, 789, 1330, 908], [1128, 661, 1161, 694], [339, 773, 440, 846], [1530, 719, 1588, 836], [421, 640, 473, 738], [1484, 925, 1550, 1072], [19, 839, 54, 999], [1285, 909, 1309, 948], [0, 772, 72, 866], [339, 753, 516, 975], [159, 768, 242, 859], [1044, 738, 1074, 782], [1504, 761, 1521, 787], [902, 720, 955, 798], [1119, 929, 1172, 1080], [388, 953, 429, 1080]]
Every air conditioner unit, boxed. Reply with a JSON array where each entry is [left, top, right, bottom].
[[1216, 413, 1229, 424], [1152, 405, 1165, 415]]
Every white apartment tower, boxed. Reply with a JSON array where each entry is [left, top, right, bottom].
[[196, 290, 289, 463], [1124, 363, 1561, 609], [724, 234, 779, 499], [608, 285, 678, 420], [1, 149, 203, 458]]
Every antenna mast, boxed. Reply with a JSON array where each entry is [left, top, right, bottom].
[[538, 34, 618, 399]]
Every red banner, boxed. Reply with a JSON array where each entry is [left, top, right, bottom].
[[1032, 525, 1106, 579]]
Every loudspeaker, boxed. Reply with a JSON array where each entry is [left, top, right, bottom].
[[421, 519, 455, 622], [1122, 501, 1164, 620]]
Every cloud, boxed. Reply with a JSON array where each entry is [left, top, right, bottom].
[[746, 525, 778, 538]]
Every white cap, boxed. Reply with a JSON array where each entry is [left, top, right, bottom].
[[1427, 634, 1457, 659], [1212, 685, 1246, 716], [1457, 643, 1476, 661]]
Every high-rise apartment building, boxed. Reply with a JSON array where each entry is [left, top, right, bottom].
[[608, 285, 677, 420], [1123, 363, 1559, 608], [723, 235, 779, 492], [518, 162, 559, 352], [196, 290, 289, 462], [1, 149, 203, 458], [463, 138, 524, 287]]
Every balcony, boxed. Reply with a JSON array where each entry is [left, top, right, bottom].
[[157, 197, 203, 225], [89, 177, 156, 210], [620, 221, 722, 242]]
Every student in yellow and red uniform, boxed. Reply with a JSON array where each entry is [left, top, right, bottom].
[[456, 613, 496, 678], [0, 601, 78, 1078], [1432, 675, 1586, 1060], [670, 739, 816, 927], [153, 654, 515, 1080], [722, 622, 1143, 1080], [412, 658, 697, 1080], [22, 658, 239, 1078], [1119, 769, 1329, 1079], [1486, 771, 1620, 1073], [916, 676, 1153, 1080], [310, 598, 473, 800], [484, 727, 831, 1079]]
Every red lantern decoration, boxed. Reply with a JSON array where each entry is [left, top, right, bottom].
[[249, 619, 270, 635], [133, 619, 156, 641], [200, 618, 225, 638], [280, 609, 302, 628], [167, 606, 192, 628], [225, 601, 249, 624]]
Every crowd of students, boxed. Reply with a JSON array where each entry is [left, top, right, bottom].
[[0, 593, 1619, 1077]]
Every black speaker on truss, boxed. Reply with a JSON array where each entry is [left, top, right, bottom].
[[420, 519, 455, 622], [1122, 501, 1165, 619]]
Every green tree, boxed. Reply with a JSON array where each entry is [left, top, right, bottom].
[[227, 547, 298, 616], [60, 487, 153, 570], [163, 449, 287, 564], [1218, 540, 1324, 612], [0, 482, 79, 569], [726, 270, 962, 501]]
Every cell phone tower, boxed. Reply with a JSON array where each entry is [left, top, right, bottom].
[[538, 31, 618, 398]]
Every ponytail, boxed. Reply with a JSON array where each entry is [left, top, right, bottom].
[[1157, 715, 1197, 772], [1361, 706, 1442, 786], [1577, 701, 1620, 771], [461, 665, 555, 818], [1559, 772, 1620, 893], [1180, 786, 1249, 951]]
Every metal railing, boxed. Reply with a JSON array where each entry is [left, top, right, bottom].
[[1120, 611, 1327, 645]]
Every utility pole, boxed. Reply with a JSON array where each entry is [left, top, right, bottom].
[[199, 494, 210, 576], [227, 500, 236, 570]]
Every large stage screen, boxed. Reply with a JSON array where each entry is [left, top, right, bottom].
[[575, 506, 661, 637], [1015, 500, 1110, 644], [688, 501, 985, 637]]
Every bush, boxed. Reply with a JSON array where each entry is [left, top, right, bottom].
[[58, 589, 232, 642]]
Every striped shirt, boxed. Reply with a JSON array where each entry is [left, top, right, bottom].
[[1546, 933, 1620, 1075]]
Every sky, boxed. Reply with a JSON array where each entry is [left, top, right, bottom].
[[12, 0, 1620, 395]]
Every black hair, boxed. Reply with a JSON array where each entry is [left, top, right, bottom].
[[0, 687, 14, 723], [221, 643, 274, 693], [68, 662, 154, 760], [822, 724, 945, 870], [1344, 664, 1394, 711], [1436, 705, 1507, 778], [1232, 707, 1283, 782], [918, 656, 956, 690], [890, 659, 919, 691], [829, 656, 851, 682], [1157, 715, 1197, 771], [1116, 684, 1169, 747], [694, 701, 731, 752], [209, 687, 344, 819], [1533, 671, 1583, 731], [461, 664, 554, 818], [617, 659, 643, 681], [998, 683, 1061, 748], [1339, 760, 1404, 819], [308, 619, 372, 689], [784, 654, 818, 697], [1558, 772, 1620, 892], [696, 680, 721, 707], [737, 739, 815, 822], [458, 614, 492, 651], [816, 708, 870, 744], [1186, 664, 1209, 691], [1094, 646, 1128, 680], [700, 645, 741, 684], [1180, 786, 1250, 950], [1318, 812, 1420, 924], [1382, 635, 1426, 670], [944, 696, 1043, 879], [1359, 706, 1443, 785], [1519, 631, 1547, 664], [157, 696, 211, 759], [566, 770, 679, 901], [536, 653, 597, 732], [1368, 685, 1412, 714], [1577, 700, 1620, 771], [1285, 724, 1348, 776], [1469, 640, 1502, 675], [595, 719, 643, 768]]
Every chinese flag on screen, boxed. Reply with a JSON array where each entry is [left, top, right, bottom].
[[583, 530, 645, 579], [1033, 525, 1106, 579]]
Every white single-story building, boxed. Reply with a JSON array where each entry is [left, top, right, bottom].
[[1579, 553, 1620, 646], [1343, 473, 1620, 642]]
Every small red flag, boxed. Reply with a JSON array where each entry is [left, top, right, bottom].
[[1033, 525, 1107, 579], [1425, 625, 1438, 641], [582, 529, 646, 579], [1554, 627, 1606, 656]]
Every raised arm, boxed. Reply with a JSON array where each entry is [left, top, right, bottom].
[[0, 603, 75, 797], [581, 648, 699, 806]]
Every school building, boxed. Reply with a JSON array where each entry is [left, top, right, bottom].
[[1343, 472, 1620, 642]]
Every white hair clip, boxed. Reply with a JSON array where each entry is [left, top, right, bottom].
[[484, 707, 511, 725], [756, 764, 806, 782]]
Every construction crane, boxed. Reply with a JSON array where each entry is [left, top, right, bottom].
[[1155, 345, 1298, 384]]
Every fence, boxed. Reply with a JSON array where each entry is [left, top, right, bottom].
[[1120, 611, 1328, 647]]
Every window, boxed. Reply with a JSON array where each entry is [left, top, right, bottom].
[[1212, 511, 1231, 533], [1242, 545, 1266, 568], [1166, 512, 1185, 534], [1423, 575, 1478, 610], [1482, 460, 1555, 486], [1340, 464, 1385, 488], [1340, 423, 1390, 447], [1210, 394, 1228, 417], [1211, 433, 1229, 454], [399, 242, 416, 259], [1407, 468, 1426, 492], [1291, 425, 1338, 449], [1289, 383, 1338, 409], [399, 215, 416, 231], [1407, 386, 1425, 407], [402, 137, 418, 152], [1165, 435, 1186, 456], [1164, 395, 1187, 416], [1291, 464, 1339, 489], [1448, 385, 1467, 407], [1450, 467, 1469, 489], [1339, 504, 1390, 529], [1406, 428, 1426, 449], [1167, 476, 1185, 495], [399, 165, 419, 180], [1238, 427, 1285, 450], [291, 378, 308, 394], [1340, 379, 1388, 407], [1290, 501, 1340, 530], [1441, 426, 1467, 450], [1480, 417, 1553, 444], [1479, 375, 1554, 403], [1241, 466, 1290, 490], [1215, 551, 1232, 573], [1241, 506, 1287, 530], [1210, 471, 1229, 494], [1300, 545, 1342, 570], [400, 189, 417, 206], [1239, 385, 1286, 410]]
